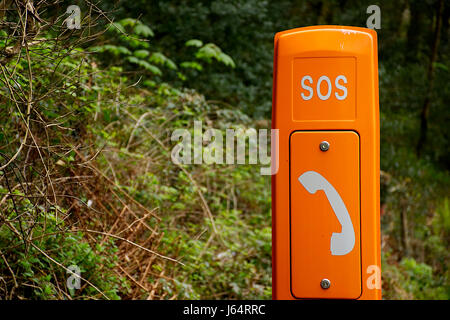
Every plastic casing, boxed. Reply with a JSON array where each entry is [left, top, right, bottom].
[[271, 26, 381, 300]]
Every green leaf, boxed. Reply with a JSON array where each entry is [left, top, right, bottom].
[[185, 39, 203, 48], [126, 56, 162, 75], [180, 61, 203, 71], [108, 22, 125, 34], [119, 18, 138, 27], [133, 49, 150, 59], [116, 46, 132, 55], [195, 43, 235, 68], [433, 62, 448, 72], [149, 52, 166, 65], [91, 45, 131, 56], [165, 59, 178, 70], [134, 23, 154, 37], [177, 72, 187, 81], [149, 52, 177, 70], [143, 80, 156, 87], [126, 56, 140, 64], [145, 63, 162, 76], [195, 44, 218, 61], [218, 52, 235, 68]]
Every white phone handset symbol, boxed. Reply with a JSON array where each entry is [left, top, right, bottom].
[[298, 171, 355, 256]]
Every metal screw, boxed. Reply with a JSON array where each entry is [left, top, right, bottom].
[[319, 141, 330, 152], [320, 278, 331, 289]]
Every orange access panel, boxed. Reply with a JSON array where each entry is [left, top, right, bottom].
[[272, 26, 381, 300]]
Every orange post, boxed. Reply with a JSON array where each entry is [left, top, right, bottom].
[[272, 26, 381, 300]]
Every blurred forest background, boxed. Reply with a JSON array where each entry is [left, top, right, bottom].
[[0, 0, 448, 299]]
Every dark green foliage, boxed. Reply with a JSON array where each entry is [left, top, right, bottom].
[[0, 0, 449, 300], [101, 0, 449, 299], [102, 0, 450, 164], [0, 189, 123, 299]]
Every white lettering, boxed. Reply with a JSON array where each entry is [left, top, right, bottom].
[[317, 76, 332, 101], [335, 75, 348, 100], [300, 75, 314, 100], [300, 75, 348, 101]]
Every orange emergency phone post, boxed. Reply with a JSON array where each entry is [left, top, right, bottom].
[[272, 26, 381, 300]]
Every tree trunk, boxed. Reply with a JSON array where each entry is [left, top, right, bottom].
[[416, 0, 444, 157], [400, 200, 410, 257], [406, 0, 425, 62]]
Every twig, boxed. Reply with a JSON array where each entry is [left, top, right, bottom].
[[74, 228, 184, 266]]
